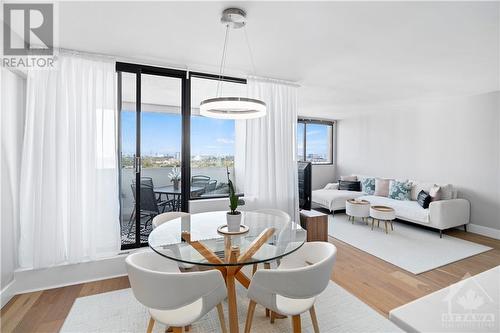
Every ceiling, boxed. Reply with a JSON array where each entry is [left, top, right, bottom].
[[58, 1, 499, 118]]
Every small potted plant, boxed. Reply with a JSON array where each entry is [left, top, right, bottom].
[[226, 167, 245, 231], [168, 166, 181, 190]]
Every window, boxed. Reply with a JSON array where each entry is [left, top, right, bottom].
[[190, 76, 246, 199], [297, 119, 334, 164]]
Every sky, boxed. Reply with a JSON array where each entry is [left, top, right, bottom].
[[304, 123, 330, 157], [121, 111, 235, 156], [122, 111, 329, 158]]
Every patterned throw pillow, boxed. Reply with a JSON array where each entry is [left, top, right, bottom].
[[361, 178, 375, 194], [388, 180, 412, 200]]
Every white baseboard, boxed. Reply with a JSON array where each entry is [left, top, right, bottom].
[[0, 279, 16, 308], [11, 253, 129, 297], [467, 223, 500, 240]]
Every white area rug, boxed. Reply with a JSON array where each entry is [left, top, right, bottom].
[[329, 213, 492, 274], [61, 280, 401, 333], [390, 265, 500, 332]]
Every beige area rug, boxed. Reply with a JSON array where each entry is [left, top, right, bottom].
[[329, 213, 492, 274], [61, 279, 401, 333]]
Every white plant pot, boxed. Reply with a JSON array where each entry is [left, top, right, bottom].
[[226, 213, 241, 232]]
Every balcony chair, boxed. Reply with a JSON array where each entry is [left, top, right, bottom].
[[205, 179, 218, 193], [191, 175, 211, 193], [127, 179, 172, 237]]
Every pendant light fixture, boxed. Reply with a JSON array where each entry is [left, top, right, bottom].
[[200, 8, 266, 119]]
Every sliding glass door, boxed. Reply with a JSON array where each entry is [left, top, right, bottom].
[[117, 64, 246, 249], [117, 64, 188, 249]]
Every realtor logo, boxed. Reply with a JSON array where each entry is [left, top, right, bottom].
[[441, 272, 497, 331], [3, 3, 53, 55], [2, 3, 56, 69]]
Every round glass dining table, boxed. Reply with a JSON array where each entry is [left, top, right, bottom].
[[148, 210, 307, 333]]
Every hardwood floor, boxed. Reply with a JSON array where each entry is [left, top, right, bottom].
[[330, 229, 500, 317], [2, 229, 499, 332]]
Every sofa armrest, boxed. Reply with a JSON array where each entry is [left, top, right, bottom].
[[429, 199, 470, 230], [323, 182, 339, 190]]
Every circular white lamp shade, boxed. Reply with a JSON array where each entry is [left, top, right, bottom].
[[200, 97, 266, 119]]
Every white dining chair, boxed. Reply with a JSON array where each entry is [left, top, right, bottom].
[[152, 211, 191, 229], [251, 209, 292, 273], [254, 209, 291, 221], [126, 250, 228, 333], [244, 242, 337, 333], [152, 212, 195, 270], [251, 208, 293, 319]]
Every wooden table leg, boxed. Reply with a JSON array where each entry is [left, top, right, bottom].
[[235, 271, 250, 289], [226, 269, 239, 333], [227, 247, 240, 333], [184, 229, 278, 333]]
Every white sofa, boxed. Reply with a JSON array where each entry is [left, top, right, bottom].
[[312, 178, 470, 237]]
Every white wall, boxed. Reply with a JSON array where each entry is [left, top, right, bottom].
[[311, 164, 336, 190], [337, 91, 500, 231], [1, 69, 25, 291]]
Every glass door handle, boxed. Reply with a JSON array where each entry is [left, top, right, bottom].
[[134, 156, 141, 174]]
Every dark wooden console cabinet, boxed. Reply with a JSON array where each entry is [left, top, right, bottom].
[[299, 209, 328, 242]]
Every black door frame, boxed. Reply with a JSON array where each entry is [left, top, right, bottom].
[[116, 62, 246, 250], [117, 62, 188, 249]]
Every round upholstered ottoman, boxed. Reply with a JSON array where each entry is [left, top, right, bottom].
[[370, 205, 396, 234], [346, 199, 370, 224]]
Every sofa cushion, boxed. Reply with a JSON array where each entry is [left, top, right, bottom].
[[388, 180, 412, 201], [429, 185, 441, 201], [417, 190, 431, 209], [360, 177, 375, 195], [323, 182, 339, 190], [411, 182, 455, 201], [374, 178, 392, 197], [312, 189, 364, 211], [439, 184, 454, 200], [410, 182, 434, 200], [340, 175, 358, 181], [359, 195, 430, 223], [338, 180, 361, 191]]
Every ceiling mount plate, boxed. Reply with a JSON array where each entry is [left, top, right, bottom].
[[221, 8, 247, 29]]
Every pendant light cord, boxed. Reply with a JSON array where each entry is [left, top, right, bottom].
[[244, 25, 257, 76], [216, 24, 230, 97]]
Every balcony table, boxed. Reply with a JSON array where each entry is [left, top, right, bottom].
[[148, 210, 306, 333], [154, 185, 205, 210]]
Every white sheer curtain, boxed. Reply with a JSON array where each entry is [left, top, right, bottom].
[[19, 53, 120, 269], [235, 77, 299, 220], [1, 69, 25, 285]]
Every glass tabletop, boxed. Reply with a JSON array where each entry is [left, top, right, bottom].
[[148, 211, 307, 267]]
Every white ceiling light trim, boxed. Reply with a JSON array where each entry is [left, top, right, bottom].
[[200, 8, 266, 119]]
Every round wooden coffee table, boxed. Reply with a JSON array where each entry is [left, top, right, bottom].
[[346, 199, 370, 224], [370, 205, 396, 234]]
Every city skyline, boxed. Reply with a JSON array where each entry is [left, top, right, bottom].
[[121, 111, 330, 160], [121, 111, 235, 156]]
